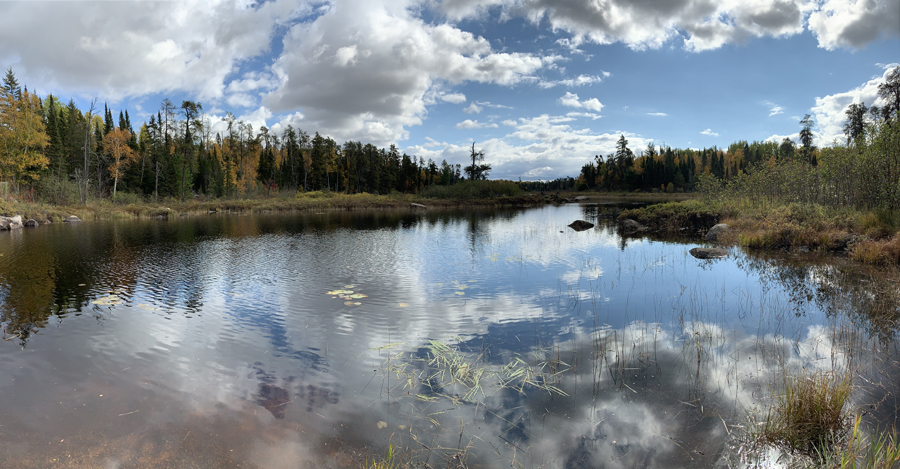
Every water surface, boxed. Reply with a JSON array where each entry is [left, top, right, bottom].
[[0, 204, 896, 468]]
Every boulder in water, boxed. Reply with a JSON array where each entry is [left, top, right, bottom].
[[689, 247, 728, 259]]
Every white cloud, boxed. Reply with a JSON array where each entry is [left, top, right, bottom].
[[700, 128, 719, 137], [476, 101, 513, 109], [646, 112, 667, 117], [557, 91, 603, 112], [501, 119, 517, 126], [440, 92, 467, 104], [539, 73, 606, 88], [765, 100, 784, 116], [463, 102, 483, 114], [264, 0, 549, 146], [810, 66, 893, 145], [808, 0, 900, 50], [566, 111, 602, 120], [455, 119, 498, 129], [479, 114, 645, 179], [0, 0, 296, 102], [442, 0, 810, 52]]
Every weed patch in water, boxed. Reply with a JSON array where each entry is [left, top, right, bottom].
[[753, 369, 853, 459]]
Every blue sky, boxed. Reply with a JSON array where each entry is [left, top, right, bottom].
[[1, 0, 898, 180]]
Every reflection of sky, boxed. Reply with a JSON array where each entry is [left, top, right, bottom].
[[0, 207, 896, 468]]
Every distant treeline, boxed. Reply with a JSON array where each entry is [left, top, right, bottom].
[[1, 68, 474, 205], [0, 66, 898, 208]]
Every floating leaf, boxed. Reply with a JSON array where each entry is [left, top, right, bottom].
[[456, 285, 468, 290], [344, 285, 355, 289], [348, 293, 367, 299], [326, 289, 354, 295], [376, 421, 388, 429], [353, 302, 362, 305], [344, 301, 355, 306], [92, 295, 123, 306]]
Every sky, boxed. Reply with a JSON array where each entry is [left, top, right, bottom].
[[0, 0, 898, 181]]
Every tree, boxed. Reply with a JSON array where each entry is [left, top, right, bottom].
[[799, 114, 815, 164], [878, 66, 900, 122], [0, 69, 49, 193], [103, 128, 137, 199], [843, 102, 868, 145], [464, 142, 491, 181], [179, 100, 201, 201]]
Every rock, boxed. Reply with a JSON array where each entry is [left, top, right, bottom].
[[410, 203, 427, 209], [568, 220, 594, 232], [573, 196, 589, 201], [208, 208, 218, 213], [0, 215, 23, 230], [64, 215, 82, 223], [24, 219, 38, 227], [705, 223, 730, 242], [619, 219, 647, 233], [689, 247, 728, 259]]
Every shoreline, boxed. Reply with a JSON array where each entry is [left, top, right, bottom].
[[617, 199, 900, 267], [0, 190, 693, 224]]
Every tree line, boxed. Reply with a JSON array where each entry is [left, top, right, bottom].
[[0, 68, 492, 205], [564, 66, 899, 206]]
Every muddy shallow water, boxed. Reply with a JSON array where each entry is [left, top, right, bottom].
[[0, 204, 897, 468]]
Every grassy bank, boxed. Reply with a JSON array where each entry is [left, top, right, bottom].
[[619, 199, 900, 265], [618, 198, 900, 266], [0, 182, 552, 223]]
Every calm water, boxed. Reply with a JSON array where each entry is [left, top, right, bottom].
[[0, 204, 897, 468]]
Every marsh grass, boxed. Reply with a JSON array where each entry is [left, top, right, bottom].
[[754, 369, 853, 458]]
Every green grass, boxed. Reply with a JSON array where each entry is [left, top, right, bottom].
[[754, 369, 853, 458]]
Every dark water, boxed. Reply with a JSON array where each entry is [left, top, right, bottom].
[[0, 204, 897, 468]]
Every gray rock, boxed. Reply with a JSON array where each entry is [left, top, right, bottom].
[[573, 196, 589, 201], [568, 220, 594, 231], [689, 247, 728, 259], [24, 219, 38, 227], [64, 215, 82, 223], [0, 215, 23, 230], [619, 218, 647, 233], [410, 203, 427, 209], [705, 223, 729, 242]]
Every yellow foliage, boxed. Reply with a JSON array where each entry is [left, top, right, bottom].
[[0, 89, 49, 191]]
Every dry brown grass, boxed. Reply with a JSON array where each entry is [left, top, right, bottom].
[[851, 236, 900, 266]]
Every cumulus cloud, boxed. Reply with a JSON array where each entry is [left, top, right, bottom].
[[700, 128, 719, 137], [0, 0, 295, 103], [558, 91, 603, 112], [264, 0, 549, 146], [440, 92, 467, 104], [455, 119, 498, 129], [441, 0, 809, 52], [463, 102, 483, 114], [810, 66, 894, 145], [808, 0, 900, 50]]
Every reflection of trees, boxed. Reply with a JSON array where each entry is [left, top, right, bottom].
[[734, 252, 900, 342], [0, 234, 57, 344]]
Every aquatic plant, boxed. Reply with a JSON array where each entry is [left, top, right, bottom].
[[754, 369, 853, 458]]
